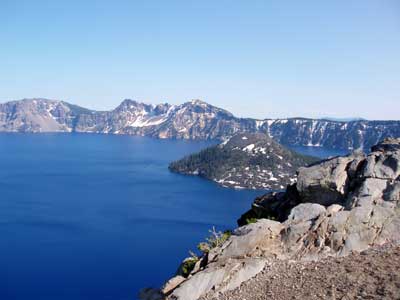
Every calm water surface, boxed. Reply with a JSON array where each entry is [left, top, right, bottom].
[[0, 134, 262, 300], [289, 145, 349, 158], [0, 134, 346, 300]]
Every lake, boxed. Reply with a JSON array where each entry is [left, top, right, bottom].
[[0, 134, 347, 300]]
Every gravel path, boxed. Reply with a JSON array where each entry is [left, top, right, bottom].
[[202, 246, 400, 300]]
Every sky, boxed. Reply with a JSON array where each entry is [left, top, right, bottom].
[[1, 0, 399, 120]]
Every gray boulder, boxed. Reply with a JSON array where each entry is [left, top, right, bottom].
[[286, 203, 326, 222], [296, 154, 360, 205], [170, 258, 267, 300], [359, 151, 400, 180], [219, 219, 283, 259], [161, 276, 186, 295], [371, 138, 400, 152]]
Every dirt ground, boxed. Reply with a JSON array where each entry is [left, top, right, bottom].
[[204, 245, 400, 300]]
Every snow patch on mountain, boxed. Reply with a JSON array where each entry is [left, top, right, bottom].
[[169, 133, 318, 190]]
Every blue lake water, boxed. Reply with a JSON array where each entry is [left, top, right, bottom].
[[0, 134, 347, 300], [289, 145, 349, 159]]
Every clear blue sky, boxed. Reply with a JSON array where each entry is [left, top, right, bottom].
[[1, 0, 399, 120]]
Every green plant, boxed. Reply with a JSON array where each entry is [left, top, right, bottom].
[[197, 227, 232, 254], [176, 250, 200, 278], [180, 257, 198, 277], [245, 217, 258, 224]]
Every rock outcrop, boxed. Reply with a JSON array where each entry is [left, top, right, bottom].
[[141, 138, 400, 300], [169, 133, 318, 190], [1, 98, 400, 150], [206, 245, 400, 300]]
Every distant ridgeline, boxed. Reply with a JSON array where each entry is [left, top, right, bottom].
[[169, 133, 318, 190], [1, 98, 399, 150]]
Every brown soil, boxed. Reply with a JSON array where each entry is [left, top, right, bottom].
[[204, 245, 400, 300]]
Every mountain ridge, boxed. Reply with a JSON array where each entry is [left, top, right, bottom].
[[1, 98, 399, 150]]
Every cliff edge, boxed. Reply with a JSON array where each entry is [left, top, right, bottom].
[[140, 138, 400, 300]]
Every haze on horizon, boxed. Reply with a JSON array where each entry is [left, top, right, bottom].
[[1, 0, 399, 120]]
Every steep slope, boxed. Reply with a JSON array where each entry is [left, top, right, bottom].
[[1, 98, 400, 150], [140, 138, 400, 300], [262, 118, 400, 150], [104, 99, 257, 140], [169, 133, 317, 190], [0, 98, 93, 132]]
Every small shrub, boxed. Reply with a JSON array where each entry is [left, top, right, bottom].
[[176, 250, 200, 277], [197, 227, 232, 254], [197, 242, 211, 254], [180, 257, 199, 277], [245, 217, 258, 224]]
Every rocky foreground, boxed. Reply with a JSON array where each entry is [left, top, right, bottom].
[[140, 138, 400, 300], [203, 245, 400, 300]]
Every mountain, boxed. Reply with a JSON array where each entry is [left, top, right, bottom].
[[140, 138, 400, 300], [169, 133, 317, 190], [1, 98, 400, 150], [261, 118, 400, 150], [0, 98, 256, 139], [0, 98, 92, 132]]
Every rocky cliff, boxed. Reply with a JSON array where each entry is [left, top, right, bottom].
[[261, 118, 400, 150], [0, 98, 256, 139], [1, 98, 400, 150], [169, 133, 317, 190], [140, 138, 400, 300]]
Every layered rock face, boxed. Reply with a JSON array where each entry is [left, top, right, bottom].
[[169, 133, 317, 190], [0, 99, 90, 132], [142, 138, 400, 300], [263, 118, 400, 150], [1, 98, 400, 150], [0, 98, 257, 140]]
